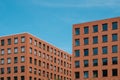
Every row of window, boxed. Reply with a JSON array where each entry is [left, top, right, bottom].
[[29, 38, 71, 61], [75, 34, 118, 46], [74, 45, 118, 57], [75, 69, 118, 79], [75, 22, 118, 35], [0, 76, 25, 80], [75, 57, 118, 68], [1, 36, 25, 46], [0, 56, 25, 65]]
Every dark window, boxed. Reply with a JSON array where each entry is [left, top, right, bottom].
[[102, 58, 107, 65], [84, 38, 89, 45], [84, 27, 89, 34], [7, 77, 11, 80], [21, 66, 25, 72], [93, 47, 98, 55], [21, 76, 25, 80], [14, 66, 18, 73], [75, 39, 80, 46], [75, 50, 80, 57], [112, 69, 118, 76], [75, 72, 80, 79], [112, 22, 118, 30], [14, 76, 18, 80], [93, 59, 98, 66], [8, 39, 11, 45], [1, 40, 4, 46], [1, 77, 4, 80], [84, 60, 89, 67], [75, 28, 80, 35], [21, 36, 25, 43], [102, 46, 108, 54], [112, 57, 118, 64], [29, 77, 32, 80], [112, 34, 118, 41], [7, 67, 11, 74], [93, 70, 98, 78], [102, 23, 108, 31], [93, 36, 98, 44], [93, 25, 98, 33], [14, 57, 18, 63], [30, 57, 32, 64], [75, 61, 80, 68], [84, 71, 89, 78], [102, 35, 108, 42], [112, 45, 118, 53], [84, 49, 89, 56], [1, 68, 4, 74], [102, 70, 108, 77]]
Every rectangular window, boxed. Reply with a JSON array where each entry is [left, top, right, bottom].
[[102, 58, 107, 65], [102, 46, 108, 54], [84, 71, 89, 78], [93, 25, 98, 33], [29, 57, 32, 64], [112, 22, 118, 30], [34, 40, 37, 46], [75, 39, 80, 46], [14, 38, 18, 44], [21, 36, 25, 43], [21, 66, 25, 72], [84, 38, 89, 45], [14, 76, 18, 80], [75, 61, 80, 68], [30, 38, 32, 44], [75, 50, 80, 57], [75, 72, 80, 79], [84, 49, 89, 56], [7, 67, 11, 74], [93, 36, 98, 44], [21, 46, 25, 53], [29, 67, 32, 73], [102, 23, 108, 31], [112, 45, 118, 53], [93, 59, 98, 66], [112, 34, 118, 41], [21, 76, 25, 80], [14, 66, 18, 73], [14, 57, 18, 63], [8, 39, 11, 45], [14, 47, 18, 53], [102, 35, 108, 42], [84, 27, 89, 34], [21, 56, 25, 62], [7, 48, 11, 54], [75, 28, 80, 35], [93, 47, 98, 55], [1, 58, 4, 64], [112, 69, 118, 76], [102, 70, 108, 77], [1, 49, 4, 55], [84, 60, 89, 67], [7, 77, 11, 80], [1, 40, 4, 46], [93, 70, 98, 78], [1, 68, 4, 74], [112, 57, 118, 64], [7, 58, 11, 64]]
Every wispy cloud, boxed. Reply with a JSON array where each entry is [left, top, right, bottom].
[[31, 0, 120, 8]]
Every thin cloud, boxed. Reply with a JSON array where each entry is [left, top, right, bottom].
[[31, 0, 120, 8]]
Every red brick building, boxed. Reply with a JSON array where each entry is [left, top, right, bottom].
[[0, 33, 72, 80], [72, 17, 120, 80]]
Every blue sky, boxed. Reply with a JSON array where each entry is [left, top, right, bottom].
[[0, 0, 120, 53]]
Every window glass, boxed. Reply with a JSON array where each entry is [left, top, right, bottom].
[[112, 45, 118, 53], [102, 70, 107, 77], [84, 60, 88, 67], [102, 23, 108, 31], [112, 69, 118, 76], [75, 50, 80, 57], [93, 59, 98, 66], [84, 49, 89, 56], [112, 57, 118, 64], [102, 35, 108, 42], [112, 22, 118, 30], [93, 70, 98, 78], [8, 39, 11, 45], [93, 36, 98, 44], [84, 71, 89, 78], [75, 72, 80, 79], [75, 61, 80, 68], [102, 46, 108, 54], [14, 38, 18, 44], [93, 48, 98, 55], [93, 25, 98, 33], [112, 34, 118, 41], [84, 27, 89, 34], [75, 39, 80, 46], [102, 58, 107, 65], [75, 28, 80, 35], [21, 37, 25, 43], [84, 38, 89, 45]]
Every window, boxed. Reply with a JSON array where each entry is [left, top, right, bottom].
[[102, 23, 108, 31], [93, 70, 98, 78], [34, 49, 37, 56], [84, 38, 89, 45], [14, 57, 18, 63], [1, 49, 4, 55], [75, 39, 80, 46], [112, 57, 118, 64], [21, 66, 25, 72], [21, 56, 25, 62], [102, 35, 108, 42], [7, 58, 11, 64], [34, 40, 37, 46], [34, 68, 37, 74], [7, 77, 11, 80], [14, 76, 18, 80], [102, 46, 108, 54], [21, 76, 25, 80], [75, 50, 80, 57], [75, 61, 80, 68], [93, 59, 98, 66], [7, 48, 11, 54], [102, 70, 107, 77], [30, 57, 32, 63], [102, 58, 107, 65], [21, 46, 25, 53], [29, 67, 32, 73], [84, 27, 89, 34], [14, 47, 18, 53], [34, 59, 37, 65], [112, 22, 118, 30], [93, 36, 98, 44], [1, 58, 4, 64], [14, 38, 18, 44], [8, 39, 11, 45], [84, 71, 89, 78], [21, 36, 25, 43], [1, 39, 4, 46], [84, 49, 89, 56], [7, 67, 11, 74], [75, 72, 80, 79], [93, 47, 98, 55], [93, 25, 98, 33], [112, 45, 118, 53], [84, 60, 89, 67], [14, 66, 18, 73], [75, 28, 80, 35], [29, 47, 32, 54], [30, 38, 32, 44], [1, 68, 4, 74], [112, 34, 118, 41], [112, 69, 118, 76]]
